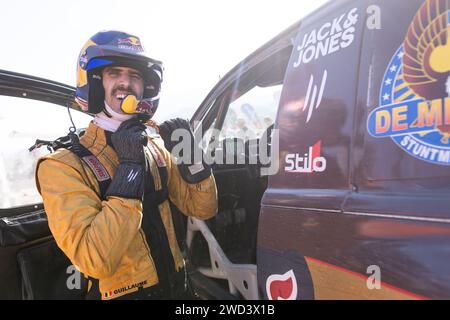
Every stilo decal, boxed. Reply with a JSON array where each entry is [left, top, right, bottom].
[[266, 270, 298, 300], [367, 0, 450, 166], [285, 140, 327, 174]]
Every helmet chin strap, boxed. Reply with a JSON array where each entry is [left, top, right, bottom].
[[93, 101, 134, 132]]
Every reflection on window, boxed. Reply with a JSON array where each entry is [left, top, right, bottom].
[[0, 96, 92, 209], [221, 85, 280, 141], [218, 46, 291, 142]]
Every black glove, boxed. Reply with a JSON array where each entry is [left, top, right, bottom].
[[105, 118, 147, 199], [159, 118, 211, 184]]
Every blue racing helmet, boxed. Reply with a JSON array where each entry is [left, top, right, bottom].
[[75, 30, 163, 116]]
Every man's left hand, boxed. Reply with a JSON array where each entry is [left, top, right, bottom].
[[159, 118, 211, 184]]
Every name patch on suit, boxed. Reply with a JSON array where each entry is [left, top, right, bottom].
[[82, 155, 110, 181]]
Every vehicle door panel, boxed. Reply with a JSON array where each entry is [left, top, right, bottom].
[[258, 0, 368, 300], [344, 0, 450, 299]]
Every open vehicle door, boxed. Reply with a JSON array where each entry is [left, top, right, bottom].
[[0, 70, 92, 299]]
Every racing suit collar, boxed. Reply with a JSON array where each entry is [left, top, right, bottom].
[[81, 121, 109, 149]]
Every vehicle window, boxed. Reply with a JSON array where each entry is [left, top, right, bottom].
[[218, 46, 292, 141], [0, 96, 92, 209], [221, 85, 280, 141]]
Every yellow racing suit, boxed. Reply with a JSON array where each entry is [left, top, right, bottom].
[[35, 121, 217, 299]]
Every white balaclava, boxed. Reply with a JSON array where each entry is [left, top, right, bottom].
[[93, 101, 134, 132]]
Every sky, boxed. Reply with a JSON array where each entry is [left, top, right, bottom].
[[0, 0, 330, 207], [0, 0, 328, 121]]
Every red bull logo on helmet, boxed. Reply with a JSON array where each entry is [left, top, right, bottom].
[[117, 37, 144, 52], [367, 0, 450, 166]]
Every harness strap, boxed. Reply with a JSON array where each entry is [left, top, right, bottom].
[[147, 141, 188, 257], [67, 143, 111, 201]]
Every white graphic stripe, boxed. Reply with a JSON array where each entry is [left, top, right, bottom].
[[304, 70, 328, 123]]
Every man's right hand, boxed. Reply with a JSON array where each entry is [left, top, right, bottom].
[[106, 118, 147, 200], [111, 118, 147, 164]]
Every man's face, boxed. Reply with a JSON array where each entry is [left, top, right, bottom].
[[102, 66, 144, 113]]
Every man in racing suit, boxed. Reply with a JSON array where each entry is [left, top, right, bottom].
[[35, 31, 217, 300]]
